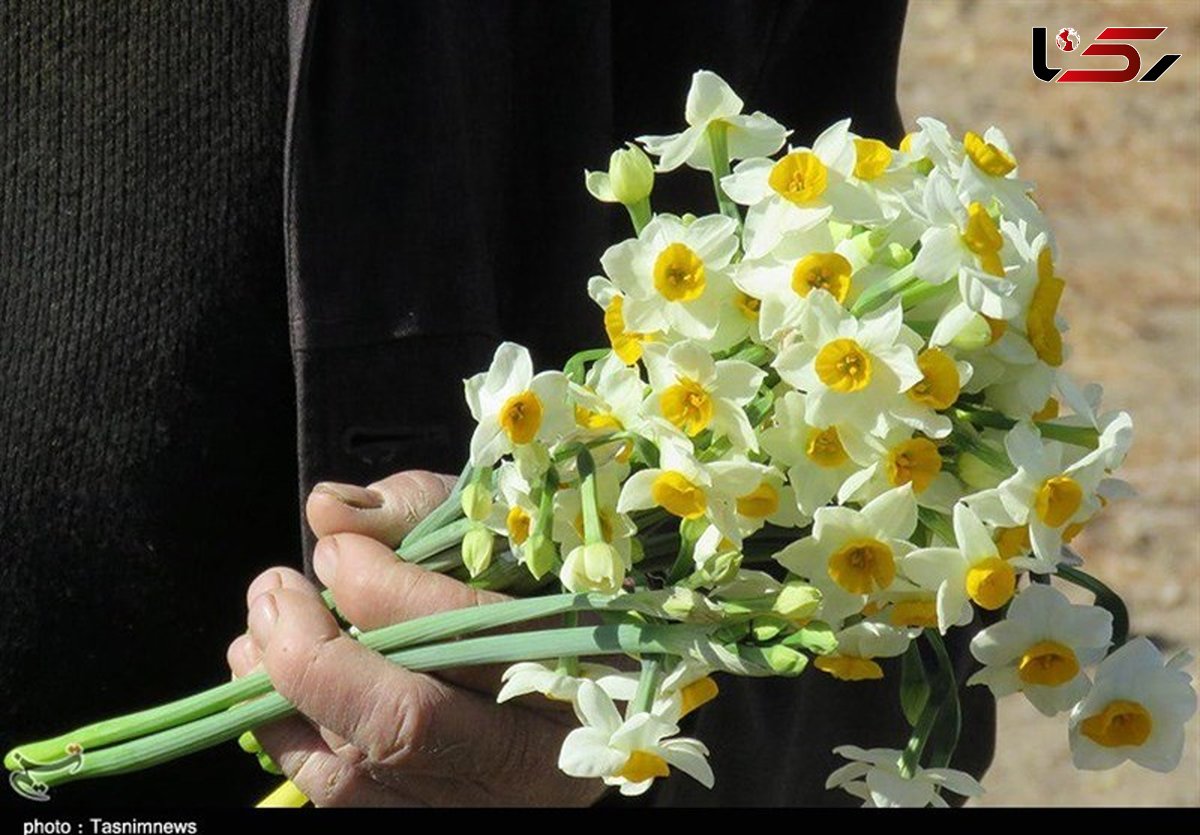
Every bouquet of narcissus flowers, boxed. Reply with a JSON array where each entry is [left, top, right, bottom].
[[8, 70, 1195, 808]]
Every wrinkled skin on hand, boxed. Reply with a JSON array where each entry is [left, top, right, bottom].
[[226, 471, 607, 806]]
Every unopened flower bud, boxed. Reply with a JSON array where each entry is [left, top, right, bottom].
[[772, 582, 822, 624], [560, 542, 625, 595], [584, 143, 654, 206], [461, 526, 495, 578], [460, 482, 493, 522]]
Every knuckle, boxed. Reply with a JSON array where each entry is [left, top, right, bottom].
[[370, 684, 440, 767]]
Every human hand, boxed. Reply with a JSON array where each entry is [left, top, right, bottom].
[[226, 471, 607, 806]]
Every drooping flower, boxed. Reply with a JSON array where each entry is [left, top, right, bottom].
[[1068, 638, 1196, 773], [558, 682, 714, 796], [826, 745, 986, 807]]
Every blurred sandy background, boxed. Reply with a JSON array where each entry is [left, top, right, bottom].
[[898, 0, 1199, 806]]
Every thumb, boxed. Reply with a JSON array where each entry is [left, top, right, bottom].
[[306, 470, 457, 546]]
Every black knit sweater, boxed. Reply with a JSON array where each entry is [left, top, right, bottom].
[[1, 2, 295, 806]]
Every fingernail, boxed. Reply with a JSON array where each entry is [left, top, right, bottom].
[[314, 482, 384, 510], [249, 593, 279, 648], [313, 538, 339, 587]]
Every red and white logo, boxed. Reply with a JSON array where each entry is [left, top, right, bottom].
[[1033, 26, 1181, 83], [1055, 27, 1081, 52]]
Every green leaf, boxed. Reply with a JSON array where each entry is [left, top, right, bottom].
[[900, 641, 931, 727]]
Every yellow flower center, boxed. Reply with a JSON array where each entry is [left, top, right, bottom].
[[678, 677, 720, 717], [1017, 640, 1080, 687], [815, 338, 873, 393], [961, 201, 1005, 276], [735, 291, 761, 320], [907, 348, 960, 410], [736, 482, 780, 519], [964, 131, 1017, 177], [1033, 396, 1060, 422], [1035, 475, 1083, 527], [653, 242, 707, 302], [574, 404, 623, 432], [1080, 700, 1154, 748], [899, 132, 915, 154], [828, 537, 895, 595], [853, 138, 893, 180], [806, 425, 850, 468], [660, 377, 713, 436], [619, 750, 671, 783], [1028, 247, 1065, 367], [603, 295, 653, 364], [505, 506, 531, 546], [890, 600, 939, 629], [651, 471, 708, 520], [499, 390, 543, 444], [885, 437, 943, 493], [768, 151, 828, 204], [815, 655, 884, 681], [993, 525, 1031, 559], [965, 556, 1016, 610], [791, 252, 853, 303]]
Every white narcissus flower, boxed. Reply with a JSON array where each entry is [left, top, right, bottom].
[[637, 69, 788, 173], [1068, 638, 1197, 773], [641, 340, 765, 451], [732, 466, 805, 535], [464, 342, 572, 467], [835, 425, 962, 513], [967, 583, 1112, 716], [484, 462, 538, 552], [759, 390, 871, 518], [570, 351, 648, 442], [617, 442, 763, 546], [652, 660, 721, 724], [586, 276, 658, 365], [901, 502, 1016, 633], [773, 290, 924, 438], [497, 662, 638, 705], [964, 420, 1122, 570], [957, 125, 1041, 228], [774, 485, 919, 626], [601, 214, 741, 345], [722, 118, 881, 259], [558, 682, 714, 796], [826, 745, 985, 807], [814, 621, 914, 682]]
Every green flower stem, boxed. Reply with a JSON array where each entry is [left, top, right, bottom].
[[563, 348, 611, 384], [396, 517, 475, 564], [899, 278, 954, 311], [398, 460, 471, 550], [955, 404, 1100, 450], [706, 121, 741, 224], [31, 624, 712, 788], [849, 262, 918, 316], [899, 630, 959, 778], [626, 199, 652, 236], [577, 449, 603, 545], [6, 592, 611, 770], [630, 656, 664, 715]]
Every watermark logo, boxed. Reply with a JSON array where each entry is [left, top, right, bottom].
[[1033, 26, 1181, 82], [1055, 28, 1081, 52], [8, 745, 83, 801]]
